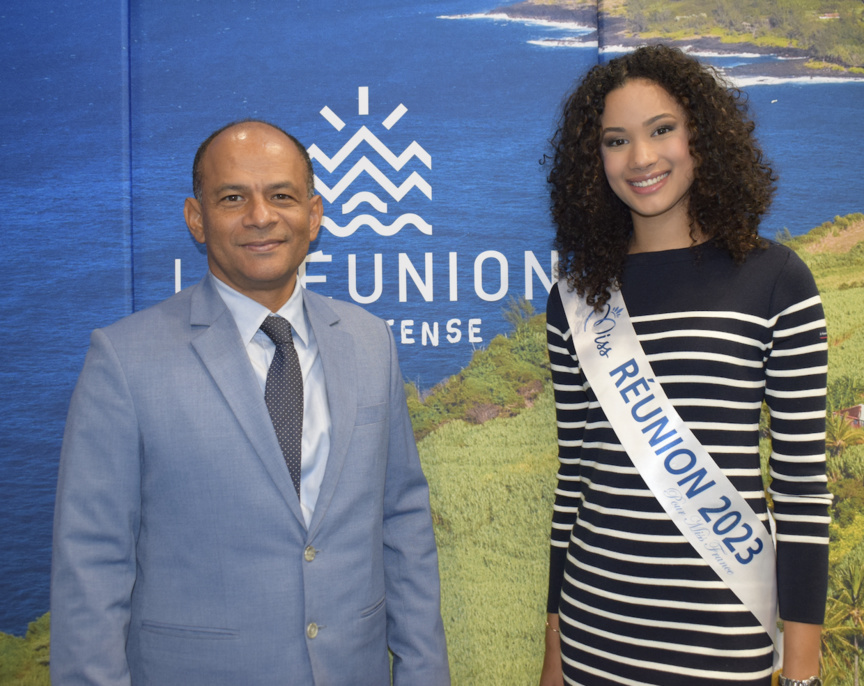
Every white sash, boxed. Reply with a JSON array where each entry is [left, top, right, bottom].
[[559, 281, 778, 641]]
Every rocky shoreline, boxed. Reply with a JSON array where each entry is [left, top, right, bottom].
[[487, 0, 598, 27], [489, 1, 864, 81]]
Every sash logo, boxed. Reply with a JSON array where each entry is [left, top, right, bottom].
[[583, 303, 623, 358]]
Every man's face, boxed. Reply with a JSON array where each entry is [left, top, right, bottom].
[[184, 122, 322, 310]]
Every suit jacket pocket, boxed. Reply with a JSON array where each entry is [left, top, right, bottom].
[[135, 620, 242, 685], [359, 594, 386, 618], [355, 402, 387, 426], [140, 620, 238, 640]]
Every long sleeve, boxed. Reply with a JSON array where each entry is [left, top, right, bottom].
[[765, 252, 832, 624], [51, 329, 139, 685], [544, 284, 587, 614]]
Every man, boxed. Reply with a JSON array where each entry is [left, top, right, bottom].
[[50, 120, 450, 685]]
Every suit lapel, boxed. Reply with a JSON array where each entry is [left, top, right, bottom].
[[303, 291, 356, 538], [188, 277, 306, 528]]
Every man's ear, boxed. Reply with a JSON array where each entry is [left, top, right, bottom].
[[184, 197, 206, 244], [308, 194, 323, 242]]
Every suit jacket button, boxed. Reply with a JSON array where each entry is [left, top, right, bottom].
[[306, 622, 319, 639], [304, 546, 316, 562]]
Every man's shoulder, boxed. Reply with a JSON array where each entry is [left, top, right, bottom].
[[98, 280, 202, 341]]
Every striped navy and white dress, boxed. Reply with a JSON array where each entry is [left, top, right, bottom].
[[546, 240, 831, 686]]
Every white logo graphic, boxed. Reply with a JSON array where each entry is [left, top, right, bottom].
[[308, 87, 432, 237]]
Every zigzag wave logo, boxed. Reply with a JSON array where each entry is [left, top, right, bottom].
[[309, 87, 432, 237]]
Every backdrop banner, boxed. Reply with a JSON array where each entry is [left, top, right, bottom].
[[1, 1, 862, 683]]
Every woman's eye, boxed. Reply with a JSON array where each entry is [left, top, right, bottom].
[[604, 137, 626, 148], [654, 125, 674, 136]]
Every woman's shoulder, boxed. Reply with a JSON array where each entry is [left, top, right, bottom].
[[743, 238, 810, 273], [740, 239, 821, 314], [697, 238, 817, 294], [545, 280, 570, 335], [746, 238, 817, 282]]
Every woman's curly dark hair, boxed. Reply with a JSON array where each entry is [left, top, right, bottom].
[[549, 44, 776, 308]]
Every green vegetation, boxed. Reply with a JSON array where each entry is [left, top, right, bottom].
[[405, 296, 549, 440], [420, 390, 558, 685], [807, 59, 848, 71], [783, 213, 864, 249], [782, 214, 864, 289], [0, 613, 50, 686], [823, 551, 864, 682], [405, 298, 559, 683], [616, 0, 864, 68]]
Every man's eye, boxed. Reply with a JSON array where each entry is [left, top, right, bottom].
[[222, 195, 242, 202]]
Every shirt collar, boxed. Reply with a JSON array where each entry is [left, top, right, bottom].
[[209, 272, 310, 347]]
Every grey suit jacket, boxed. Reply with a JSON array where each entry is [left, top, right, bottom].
[[50, 275, 449, 685]]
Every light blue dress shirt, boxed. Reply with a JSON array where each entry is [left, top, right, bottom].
[[211, 273, 332, 528]]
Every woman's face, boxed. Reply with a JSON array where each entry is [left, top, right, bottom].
[[599, 78, 695, 234]]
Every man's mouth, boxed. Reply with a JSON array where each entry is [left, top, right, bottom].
[[243, 240, 283, 252]]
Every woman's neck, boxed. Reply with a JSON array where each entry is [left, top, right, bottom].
[[628, 212, 707, 254]]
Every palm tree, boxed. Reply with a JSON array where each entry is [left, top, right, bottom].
[[823, 604, 856, 684], [501, 295, 535, 331], [826, 413, 864, 457], [824, 564, 864, 686], [820, 664, 851, 686]]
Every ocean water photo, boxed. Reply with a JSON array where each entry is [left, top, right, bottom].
[[2, 0, 863, 652]]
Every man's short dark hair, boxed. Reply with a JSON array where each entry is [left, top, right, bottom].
[[192, 119, 315, 200]]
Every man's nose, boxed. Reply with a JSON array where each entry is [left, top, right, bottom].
[[245, 196, 276, 228]]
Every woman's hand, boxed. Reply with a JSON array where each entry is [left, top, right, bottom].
[[539, 613, 564, 686]]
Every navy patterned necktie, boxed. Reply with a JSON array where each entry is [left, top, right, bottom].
[[259, 315, 303, 497]]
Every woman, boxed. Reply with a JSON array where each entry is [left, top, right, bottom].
[[540, 45, 830, 686]]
